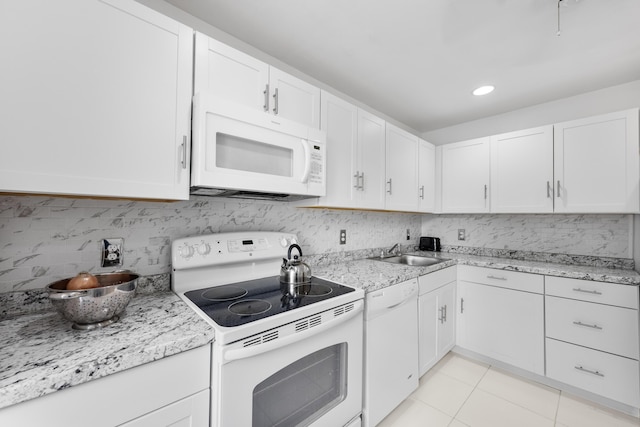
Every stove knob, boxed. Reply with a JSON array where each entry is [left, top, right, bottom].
[[197, 242, 211, 255], [290, 237, 298, 245], [179, 244, 195, 259], [280, 237, 289, 247]]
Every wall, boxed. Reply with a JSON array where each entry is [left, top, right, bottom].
[[422, 214, 632, 259], [0, 195, 421, 293], [422, 80, 640, 145]]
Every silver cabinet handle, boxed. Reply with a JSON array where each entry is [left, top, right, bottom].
[[180, 135, 187, 169], [487, 275, 507, 281], [573, 321, 603, 330], [353, 171, 360, 189], [438, 306, 444, 323], [484, 184, 487, 200], [361, 172, 365, 191], [443, 304, 447, 322], [272, 87, 279, 115], [547, 181, 552, 198], [263, 84, 269, 111], [420, 185, 425, 199], [572, 287, 603, 296], [574, 365, 604, 377], [556, 180, 561, 198], [387, 178, 392, 195], [460, 298, 464, 314]]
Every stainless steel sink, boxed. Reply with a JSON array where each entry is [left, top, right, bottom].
[[369, 254, 448, 267]]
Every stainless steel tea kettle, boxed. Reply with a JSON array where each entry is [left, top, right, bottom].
[[280, 244, 311, 285]]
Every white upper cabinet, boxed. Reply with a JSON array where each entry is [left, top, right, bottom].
[[269, 67, 321, 129], [418, 140, 436, 213], [194, 33, 320, 129], [554, 109, 640, 213], [357, 110, 387, 209], [490, 126, 554, 213], [0, 0, 193, 200], [318, 91, 359, 208], [441, 137, 491, 213], [385, 124, 419, 211], [194, 33, 268, 111]]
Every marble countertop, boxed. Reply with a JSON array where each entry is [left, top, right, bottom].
[[0, 292, 214, 410], [314, 252, 640, 292], [2, 252, 639, 412]]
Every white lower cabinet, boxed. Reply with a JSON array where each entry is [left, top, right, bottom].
[[546, 339, 639, 408], [545, 276, 640, 408], [456, 266, 545, 375], [418, 267, 456, 376], [0, 345, 211, 427], [120, 390, 210, 427]]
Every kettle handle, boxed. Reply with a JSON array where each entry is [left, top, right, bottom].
[[287, 244, 303, 259]]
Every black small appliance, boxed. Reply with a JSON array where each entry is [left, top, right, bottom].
[[419, 236, 441, 252]]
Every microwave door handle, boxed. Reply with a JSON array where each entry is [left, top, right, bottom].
[[300, 139, 311, 183]]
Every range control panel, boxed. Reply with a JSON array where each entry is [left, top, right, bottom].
[[172, 232, 298, 270]]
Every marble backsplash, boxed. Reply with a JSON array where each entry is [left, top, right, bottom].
[[1, 194, 634, 294], [0, 195, 422, 293], [422, 214, 632, 260]]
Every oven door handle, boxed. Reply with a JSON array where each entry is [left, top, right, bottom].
[[223, 302, 363, 362]]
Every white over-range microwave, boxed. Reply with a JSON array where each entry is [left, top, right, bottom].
[[190, 92, 326, 201]]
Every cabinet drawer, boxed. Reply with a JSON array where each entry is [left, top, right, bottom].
[[418, 266, 456, 295], [457, 265, 543, 294], [546, 276, 638, 309], [546, 338, 640, 408], [546, 296, 639, 359]]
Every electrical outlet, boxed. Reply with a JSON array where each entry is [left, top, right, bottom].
[[458, 229, 466, 241], [339, 229, 347, 245], [101, 238, 124, 267]]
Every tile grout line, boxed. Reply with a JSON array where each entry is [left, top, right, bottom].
[[446, 362, 492, 425]]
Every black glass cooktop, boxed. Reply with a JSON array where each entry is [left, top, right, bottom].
[[184, 276, 355, 327]]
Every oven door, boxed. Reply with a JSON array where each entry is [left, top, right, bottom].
[[212, 301, 363, 427]]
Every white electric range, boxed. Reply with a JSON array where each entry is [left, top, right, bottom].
[[172, 231, 364, 427]]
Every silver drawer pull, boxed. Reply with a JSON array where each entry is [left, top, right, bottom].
[[573, 321, 603, 330], [487, 275, 507, 281], [574, 365, 604, 377], [572, 287, 603, 295]]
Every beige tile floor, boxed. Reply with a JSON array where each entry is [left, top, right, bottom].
[[377, 353, 640, 427]]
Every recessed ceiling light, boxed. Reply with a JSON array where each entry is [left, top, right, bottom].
[[473, 85, 495, 96]]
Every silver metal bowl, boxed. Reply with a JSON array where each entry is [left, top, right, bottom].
[[46, 272, 138, 330]]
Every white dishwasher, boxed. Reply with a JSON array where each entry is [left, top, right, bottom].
[[363, 278, 419, 427]]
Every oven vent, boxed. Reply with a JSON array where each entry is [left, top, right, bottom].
[[243, 330, 279, 347], [334, 302, 355, 317], [295, 314, 322, 332]]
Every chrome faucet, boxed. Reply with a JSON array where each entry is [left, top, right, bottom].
[[387, 243, 399, 255]]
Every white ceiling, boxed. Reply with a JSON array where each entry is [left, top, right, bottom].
[[164, 0, 640, 133]]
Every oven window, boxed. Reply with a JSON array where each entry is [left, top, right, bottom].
[[216, 132, 293, 177], [252, 343, 347, 427]]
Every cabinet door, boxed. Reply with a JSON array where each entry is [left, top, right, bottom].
[[419, 290, 439, 376], [385, 124, 419, 211], [269, 67, 321, 129], [457, 281, 544, 375], [554, 109, 640, 213], [357, 110, 386, 210], [120, 390, 209, 427], [193, 32, 269, 111], [318, 91, 358, 208], [418, 140, 436, 212], [441, 137, 491, 212], [0, 0, 193, 200], [437, 282, 456, 357], [491, 126, 554, 213]]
